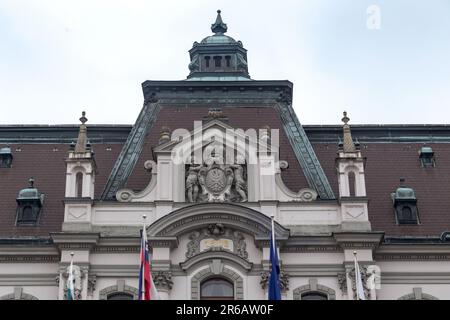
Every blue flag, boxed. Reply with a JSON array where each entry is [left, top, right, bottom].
[[268, 217, 281, 300]]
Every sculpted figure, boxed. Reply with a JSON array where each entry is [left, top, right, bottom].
[[186, 160, 202, 202], [188, 54, 199, 72], [230, 158, 247, 202]]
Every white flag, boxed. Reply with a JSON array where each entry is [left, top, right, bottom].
[[354, 253, 366, 300], [67, 258, 75, 300]]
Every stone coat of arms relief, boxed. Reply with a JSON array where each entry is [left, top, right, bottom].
[[186, 153, 247, 203]]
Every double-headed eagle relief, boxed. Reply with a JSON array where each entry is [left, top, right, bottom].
[[186, 153, 247, 203]]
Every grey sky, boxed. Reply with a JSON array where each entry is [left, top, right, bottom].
[[1, 0, 449, 125]]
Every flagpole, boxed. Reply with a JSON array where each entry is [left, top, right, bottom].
[[268, 214, 281, 300], [141, 214, 147, 300], [270, 214, 276, 254]]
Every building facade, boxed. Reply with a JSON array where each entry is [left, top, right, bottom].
[[1, 11, 450, 300]]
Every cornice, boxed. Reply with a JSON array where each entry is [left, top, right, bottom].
[[50, 232, 100, 251], [333, 231, 384, 249]]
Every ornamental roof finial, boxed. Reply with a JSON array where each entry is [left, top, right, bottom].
[[341, 111, 356, 153], [211, 9, 228, 35], [74, 111, 89, 153], [28, 177, 35, 188]]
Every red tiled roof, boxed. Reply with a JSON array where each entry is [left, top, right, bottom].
[[0, 143, 122, 237], [313, 143, 450, 236]]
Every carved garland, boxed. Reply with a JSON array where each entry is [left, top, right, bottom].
[[259, 270, 290, 292]]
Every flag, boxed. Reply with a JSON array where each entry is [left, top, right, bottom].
[[268, 216, 281, 300], [67, 255, 75, 300], [353, 252, 366, 300], [138, 225, 160, 300]]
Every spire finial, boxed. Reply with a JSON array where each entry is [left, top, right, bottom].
[[211, 9, 227, 35], [28, 177, 34, 188], [342, 111, 350, 125], [74, 111, 89, 153], [341, 110, 356, 153], [79, 111, 87, 125]]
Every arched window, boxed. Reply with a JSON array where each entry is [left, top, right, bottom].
[[348, 171, 356, 196], [21, 206, 34, 222], [301, 292, 328, 300], [75, 172, 83, 197], [200, 278, 234, 300], [107, 292, 134, 300]]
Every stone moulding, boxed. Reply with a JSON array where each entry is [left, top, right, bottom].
[[275, 172, 318, 202], [99, 281, 139, 300], [116, 160, 157, 202], [190, 265, 244, 300], [146, 202, 290, 240], [293, 279, 336, 300]]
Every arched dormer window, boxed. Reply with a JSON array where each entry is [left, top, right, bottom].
[[75, 172, 83, 197], [16, 178, 44, 226], [392, 178, 419, 225]]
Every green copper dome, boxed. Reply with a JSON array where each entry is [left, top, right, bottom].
[[201, 34, 237, 45], [186, 10, 250, 81]]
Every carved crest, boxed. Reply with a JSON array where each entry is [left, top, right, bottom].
[[185, 224, 248, 260], [186, 155, 247, 203]]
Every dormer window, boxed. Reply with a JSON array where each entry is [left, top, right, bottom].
[[16, 178, 44, 226], [205, 56, 210, 68], [419, 146, 435, 167], [0, 147, 13, 168], [391, 178, 419, 225]]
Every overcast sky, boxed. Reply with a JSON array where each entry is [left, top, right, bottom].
[[1, 0, 449, 125]]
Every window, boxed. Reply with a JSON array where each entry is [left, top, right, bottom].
[[0, 147, 13, 168], [396, 204, 419, 224], [17, 204, 40, 225], [107, 292, 134, 300], [348, 171, 356, 196], [16, 178, 43, 226], [419, 146, 435, 168], [213, 56, 222, 68], [75, 172, 83, 197], [392, 180, 419, 225], [200, 278, 234, 300], [205, 56, 210, 68], [225, 56, 231, 67], [301, 292, 328, 300]]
